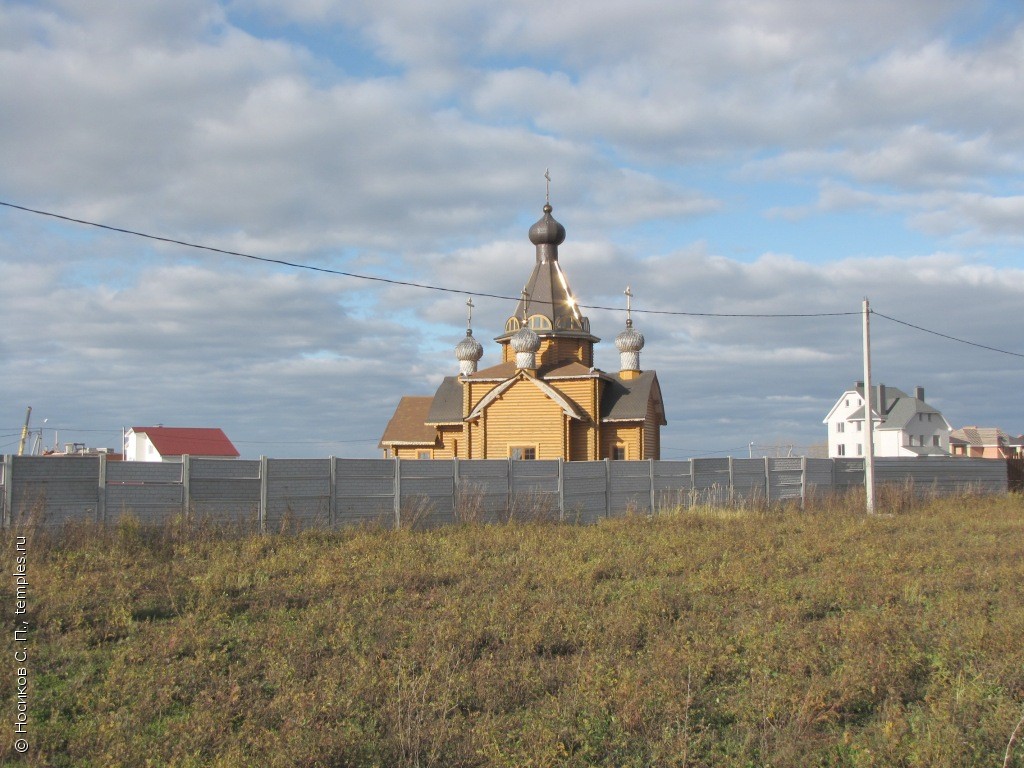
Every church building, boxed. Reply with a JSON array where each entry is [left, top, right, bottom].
[[379, 197, 667, 461]]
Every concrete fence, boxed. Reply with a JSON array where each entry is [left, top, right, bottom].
[[0, 454, 1010, 530]]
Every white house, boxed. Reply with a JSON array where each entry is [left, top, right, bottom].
[[823, 382, 951, 458], [124, 426, 240, 462]]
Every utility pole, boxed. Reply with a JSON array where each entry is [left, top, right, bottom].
[[862, 299, 876, 514], [17, 406, 31, 456]]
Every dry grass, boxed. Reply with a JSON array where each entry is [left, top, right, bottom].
[[2, 492, 1023, 767]]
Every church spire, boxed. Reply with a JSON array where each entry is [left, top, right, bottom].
[[499, 172, 595, 344]]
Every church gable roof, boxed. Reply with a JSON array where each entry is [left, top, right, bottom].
[[378, 396, 438, 447], [466, 373, 586, 422], [425, 377, 464, 425], [601, 371, 667, 424]]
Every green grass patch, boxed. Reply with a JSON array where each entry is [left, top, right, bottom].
[[3, 494, 1024, 766]]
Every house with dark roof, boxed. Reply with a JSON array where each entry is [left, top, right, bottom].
[[949, 427, 1024, 458], [125, 427, 240, 462], [822, 382, 951, 458], [379, 197, 667, 461]]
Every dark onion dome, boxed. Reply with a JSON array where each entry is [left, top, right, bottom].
[[510, 325, 541, 353], [528, 203, 566, 246], [614, 324, 645, 353], [454, 330, 484, 362]]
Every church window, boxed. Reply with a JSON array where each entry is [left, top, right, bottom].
[[505, 317, 520, 332], [612, 444, 626, 460], [509, 446, 536, 460], [417, 450, 432, 460], [528, 314, 552, 330]]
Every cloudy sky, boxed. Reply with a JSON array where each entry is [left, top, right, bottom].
[[2, 0, 1022, 460]]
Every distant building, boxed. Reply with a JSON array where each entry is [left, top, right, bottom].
[[125, 426, 239, 462], [950, 427, 1024, 459], [379, 197, 667, 461], [823, 382, 951, 458]]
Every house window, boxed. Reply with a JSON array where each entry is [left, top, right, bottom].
[[510, 446, 536, 460], [837, 444, 846, 456], [857, 444, 863, 456], [933, 435, 940, 447], [928, 414, 933, 422], [845, 399, 850, 407], [837, 422, 845, 433], [612, 444, 626, 460], [856, 421, 862, 432], [908, 435, 916, 446], [417, 450, 432, 460]]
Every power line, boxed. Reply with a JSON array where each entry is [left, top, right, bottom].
[[872, 310, 1024, 359], [0, 200, 857, 319]]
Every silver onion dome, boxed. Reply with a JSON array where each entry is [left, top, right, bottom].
[[510, 325, 541, 353], [614, 324, 645, 353], [455, 330, 484, 362]]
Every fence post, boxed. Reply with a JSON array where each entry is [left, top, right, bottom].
[[259, 456, 268, 534], [329, 456, 337, 529], [394, 457, 401, 529], [97, 453, 107, 524], [2, 454, 13, 528], [689, 459, 696, 508], [764, 456, 771, 505], [728, 456, 735, 505], [557, 458, 565, 522], [182, 454, 191, 518]]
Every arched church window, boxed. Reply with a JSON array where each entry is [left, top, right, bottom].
[[528, 314, 552, 330], [505, 317, 520, 333]]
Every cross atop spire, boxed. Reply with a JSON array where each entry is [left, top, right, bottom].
[[465, 297, 475, 330], [544, 168, 551, 205], [624, 285, 634, 327]]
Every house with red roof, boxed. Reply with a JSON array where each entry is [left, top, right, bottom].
[[125, 427, 240, 462]]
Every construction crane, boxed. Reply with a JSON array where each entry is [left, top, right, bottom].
[[17, 406, 31, 456]]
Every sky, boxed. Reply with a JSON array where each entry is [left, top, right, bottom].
[[2, 0, 1023, 460]]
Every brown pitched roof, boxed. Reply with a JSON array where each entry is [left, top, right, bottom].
[[378, 397, 439, 447]]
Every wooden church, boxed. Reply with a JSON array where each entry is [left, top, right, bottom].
[[379, 197, 667, 461]]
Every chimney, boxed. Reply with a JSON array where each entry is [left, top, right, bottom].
[[876, 383, 886, 414], [915, 386, 925, 401], [855, 380, 864, 391]]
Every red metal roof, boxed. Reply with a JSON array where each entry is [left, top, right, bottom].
[[132, 427, 240, 458]]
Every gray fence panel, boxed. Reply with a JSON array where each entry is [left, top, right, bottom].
[[768, 458, 804, 501], [805, 459, 835, 495], [608, 461, 653, 514], [334, 459, 397, 527], [457, 460, 512, 523], [108, 462, 183, 483], [107, 484, 183, 524], [876, 457, 1007, 495], [509, 460, 559, 520], [191, 458, 261, 480], [731, 459, 766, 504], [652, 460, 693, 509], [834, 459, 865, 488], [9, 457, 100, 525], [265, 459, 332, 529], [563, 461, 608, 524], [399, 461, 455, 528], [190, 479, 261, 522]]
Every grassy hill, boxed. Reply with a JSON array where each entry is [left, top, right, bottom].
[[3, 493, 1023, 767]]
